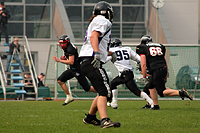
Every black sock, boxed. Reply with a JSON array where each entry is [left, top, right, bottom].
[[87, 113, 96, 118], [154, 105, 160, 109]]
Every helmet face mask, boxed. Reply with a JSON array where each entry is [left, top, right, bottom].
[[58, 35, 70, 49], [140, 35, 152, 44], [93, 1, 114, 23], [110, 38, 122, 47], [59, 42, 69, 49]]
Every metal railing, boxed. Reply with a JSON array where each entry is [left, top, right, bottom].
[[0, 36, 39, 100], [24, 36, 38, 100]]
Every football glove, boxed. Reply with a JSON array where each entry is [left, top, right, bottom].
[[143, 78, 149, 85], [136, 63, 141, 71], [91, 52, 101, 68], [111, 52, 117, 63]]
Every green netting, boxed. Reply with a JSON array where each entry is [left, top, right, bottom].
[[45, 44, 200, 100]]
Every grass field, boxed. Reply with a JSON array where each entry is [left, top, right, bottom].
[[0, 100, 199, 133]]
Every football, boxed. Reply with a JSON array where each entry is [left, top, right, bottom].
[[60, 55, 67, 60], [107, 102, 111, 107]]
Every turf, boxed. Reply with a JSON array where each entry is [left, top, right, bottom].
[[0, 100, 199, 133]]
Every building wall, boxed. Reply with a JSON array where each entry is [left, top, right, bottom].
[[31, 0, 199, 75], [161, 0, 198, 44], [28, 40, 57, 75], [6, 0, 199, 75]]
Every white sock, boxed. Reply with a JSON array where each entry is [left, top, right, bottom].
[[66, 94, 73, 99], [112, 89, 118, 102], [141, 92, 153, 106]]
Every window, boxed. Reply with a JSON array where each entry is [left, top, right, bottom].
[[71, 23, 82, 38], [26, 23, 50, 38], [122, 0, 145, 5], [25, 0, 50, 4], [122, 23, 146, 38], [6, 0, 147, 40], [8, 23, 23, 36], [84, 6, 93, 22], [112, 23, 120, 38], [122, 7, 145, 22], [85, 0, 119, 3], [6, 0, 22, 2], [65, 6, 82, 22], [7, 6, 23, 21], [113, 6, 120, 22], [26, 6, 50, 21], [62, 0, 82, 4]]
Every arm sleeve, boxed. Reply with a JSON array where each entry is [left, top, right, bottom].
[[161, 44, 166, 55], [18, 44, 20, 52], [136, 44, 146, 55], [6, 9, 11, 19]]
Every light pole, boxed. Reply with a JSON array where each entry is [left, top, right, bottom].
[[151, 0, 165, 43]]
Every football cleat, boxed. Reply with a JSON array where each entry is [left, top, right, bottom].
[[62, 96, 74, 106], [100, 118, 120, 128], [111, 102, 118, 109], [83, 113, 101, 126], [150, 105, 160, 110], [180, 88, 193, 100], [141, 103, 151, 109]]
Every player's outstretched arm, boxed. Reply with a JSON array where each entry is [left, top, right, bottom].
[[52, 55, 74, 65]]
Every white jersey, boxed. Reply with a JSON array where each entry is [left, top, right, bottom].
[[107, 46, 141, 75], [79, 15, 112, 63]]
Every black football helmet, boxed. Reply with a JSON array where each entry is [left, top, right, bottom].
[[140, 35, 153, 44], [93, 1, 114, 23], [110, 38, 122, 47], [58, 34, 70, 49]]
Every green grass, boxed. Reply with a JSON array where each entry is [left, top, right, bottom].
[[0, 100, 199, 133]]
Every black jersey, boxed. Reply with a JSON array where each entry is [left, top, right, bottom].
[[136, 43, 166, 71], [63, 42, 80, 70]]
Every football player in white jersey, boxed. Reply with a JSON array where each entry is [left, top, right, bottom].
[[106, 38, 153, 109], [79, 1, 120, 128]]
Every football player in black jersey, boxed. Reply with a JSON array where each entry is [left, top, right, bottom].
[[136, 35, 193, 110], [52, 34, 96, 106]]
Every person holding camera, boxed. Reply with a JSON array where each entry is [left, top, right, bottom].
[[5, 37, 25, 72], [0, 2, 10, 44]]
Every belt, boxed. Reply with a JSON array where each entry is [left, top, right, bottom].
[[153, 66, 167, 72], [120, 69, 132, 74], [80, 57, 93, 64]]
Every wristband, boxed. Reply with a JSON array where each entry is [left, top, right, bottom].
[[143, 76, 146, 78]]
